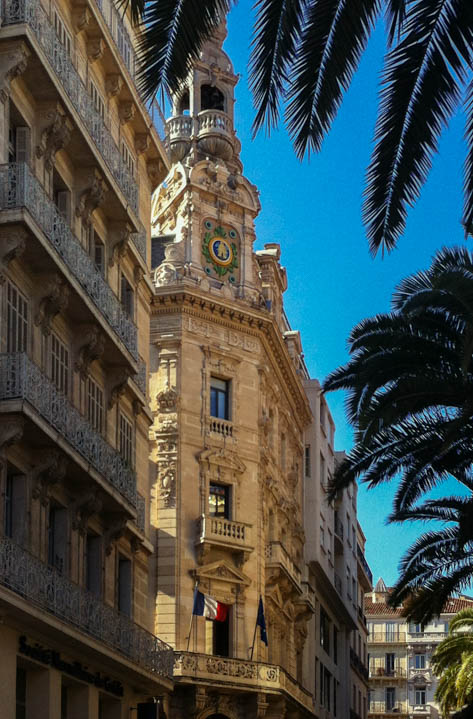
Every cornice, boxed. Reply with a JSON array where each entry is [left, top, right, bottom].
[[151, 288, 312, 427]]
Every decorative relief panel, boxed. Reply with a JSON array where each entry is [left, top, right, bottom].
[[154, 351, 179, 509], [188, 317, 259, 354]]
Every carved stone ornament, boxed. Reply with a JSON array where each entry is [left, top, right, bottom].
[[0, 43, 30, 103], [87, 37, 105, 62], [104, 516, 128, 555], [109, 223, 132, 267], [76, 170, 108, 226], [256, 693, 269, 718], [71, 489, 102, 533], [135, 133, 150, 156], [147, 159, 165, 188], [0, 228, 27, 283], [36, 104, 73, 171], [0, 416, 24, 457], [31, 450, 68, 506], [154, 263, 178, 288], [133, 265, 144, 286], [118, 100, 136, 126], [108, 367, 131, 409], [157, 383, 178, 411], [35, 274, 70, 335], [75, 324, 105, 378], [158, 464, 176, 507], [72, 5, 90, 33], [105, 73, 123, 98]]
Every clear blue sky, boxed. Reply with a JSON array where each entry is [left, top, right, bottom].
[[223, 3, 467, 587]]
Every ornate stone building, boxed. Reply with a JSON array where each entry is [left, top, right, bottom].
[[150, 22, 317, 719], [0, 0, 173, 714]]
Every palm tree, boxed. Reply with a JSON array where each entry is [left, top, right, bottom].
[[127, 0, 473, 255], [431, 608, 473, 716], [323, 245, 473, 620]]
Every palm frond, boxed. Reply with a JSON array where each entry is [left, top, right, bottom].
[[135, 0, 233, 101], [363, 0, 473, 255], [285, 0, 381, 158], [464, 80, 473, 233], [250, 0, 305, 135], [385, 0, 407, 44]]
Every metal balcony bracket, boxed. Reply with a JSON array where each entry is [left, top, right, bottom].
[[34, 274, 70, 336], [31, 449, 68, 506], [0, 227, 28, 282], [74, 324, 106, 379]]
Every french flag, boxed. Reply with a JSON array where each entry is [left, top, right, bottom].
[[192, 589, 229, 621]]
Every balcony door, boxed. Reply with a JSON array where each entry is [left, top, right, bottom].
[[386, 687, 395, 711], [386, 653, 395, 676], [385, 622, 396, 642]]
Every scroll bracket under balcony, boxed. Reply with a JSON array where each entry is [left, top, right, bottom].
[[109, 223, 133, 267], [36, 103, 73, 172], [0, 415, 24, 459], [0, 42, 30, 103], [71, 489, 102, 533], [0, 227, 27, 282], [35, 274, 70, 336], [76, 169, 108, 227], [107, 367, 132, 409], [104, 516, 128, 555], [31, 449, 68, 506], [75, 324, 105, 379]]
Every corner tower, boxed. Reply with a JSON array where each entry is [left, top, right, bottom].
[[150, 22, 315, 719]]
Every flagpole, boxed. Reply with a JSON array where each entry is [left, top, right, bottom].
[[250, 608, 259, 660], [187, 582, 198, 652]]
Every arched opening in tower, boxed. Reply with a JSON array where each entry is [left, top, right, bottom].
[[201, 84, 225, 112]]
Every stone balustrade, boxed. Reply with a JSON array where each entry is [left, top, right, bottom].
[[265, 541, 302, 589], [208, 417, 233, 438], [198, 110, 232, 135], [198, 514, 253, 553]]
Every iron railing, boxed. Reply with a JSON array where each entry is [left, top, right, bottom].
[[0, 353, 137, 507], [357, 543, 373, 585], [0, 163, 137, 358], [0, 537, 173, 678], [131, 229, 147, 263], [2, 0, 138, 214]]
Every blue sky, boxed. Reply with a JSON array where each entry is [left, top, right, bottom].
[[223, 3, 468, 586]]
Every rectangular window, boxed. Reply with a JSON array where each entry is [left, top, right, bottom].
[[415, 687, 426, 706], [415, 654, 426, 669], [121, 139, 135, 177], [55, 189, 71, 224], [51, 334, 69, 394], [334, 626, 338, 665], [333, 679, 337, 717], [87, 377, 104, 433], [7, 281, 28, 352], [120, 274, 134, 319], [320, 608, 330, 655], [320, 453, 326, 489], [90, 79, 106, 119], [86, 534, 102, 597], [16, 667, 26, 719], [347, 566, 351, 599], [411, 622, 422, 634], [53, 9, 72, 55], [93, 233, 105, 276], [8, 123, 30, 164], [304, 445, 311, 477], [386, 621, 397, 641], [48, 505, 67, 574], [4, 473, 26, 543], [117, 555, 132, 617], [210, 377, 230, 420], [386, 687, 395, 711], [119, 412, 134, 467], [324, 668, 331, 711], [386, 652, 395, 675], [320, 400, 326, 430], [209, 483, 230, 519]]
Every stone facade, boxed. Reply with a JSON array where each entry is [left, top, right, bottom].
[[0, 0, 172, 714]]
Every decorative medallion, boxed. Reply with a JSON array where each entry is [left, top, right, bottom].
[[202, 223, 238, 278]]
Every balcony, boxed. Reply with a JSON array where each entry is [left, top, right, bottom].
[[412, 706, 431, 716], [357, 542, 373, 587], [0, 163, 138, 360], [0, 537, 173, 680], [196, 110, 233, 162], [2, 0, 138, 216], [350, 647, 369, 680], [174, 652, 313, 713], [0, 352, 136, 508], [369, 666, 407, 680], [265, 541, 302, 591], [369, 702, 408, 715], [165, 115, 193, 162], [369, 632, 406, 644], [334, 514, 344, 554], [408, 631, 447, 642], [334, 572, 342, 595], [197, 514, 253, 563], [208, 417, 233, 438]]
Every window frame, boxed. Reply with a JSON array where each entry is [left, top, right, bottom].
[[210, 376, 230, 420]]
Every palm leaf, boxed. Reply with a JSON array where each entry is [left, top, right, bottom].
[[285, 0, 381, 158], [363, 0, 473, 255]]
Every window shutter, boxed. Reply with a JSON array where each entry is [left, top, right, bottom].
[[15, 127, 30, 164]]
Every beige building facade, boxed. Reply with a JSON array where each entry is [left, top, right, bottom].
[[366, 580, 473, 719], [0, 0, 173, 714]]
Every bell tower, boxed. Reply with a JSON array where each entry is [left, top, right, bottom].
[[151, 22, 268, 308]]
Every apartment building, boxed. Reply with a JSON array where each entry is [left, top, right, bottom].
[[0, 0, 173, 713], [366, 579, 473, 719]]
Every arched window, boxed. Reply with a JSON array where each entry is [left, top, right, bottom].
[[178, 90, 190, 115], [201, 84, 225, 111]]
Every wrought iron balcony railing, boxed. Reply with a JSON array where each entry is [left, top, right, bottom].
[[369, 665, 407, 679], [0, 537, 173, 679], [132, 356, 147, 397], [369, 632, 407, 643], [0, 163, 137, 359], [357, 542, 373, 585], [0, 353, 136, 507], [2, 0, 138, 215], [369, 702, 408, 714]]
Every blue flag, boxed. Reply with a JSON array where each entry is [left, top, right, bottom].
[[257, 596, 268, 646]]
